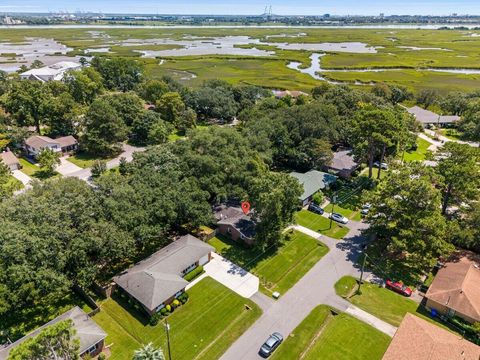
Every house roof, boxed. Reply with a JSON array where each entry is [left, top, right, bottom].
[[25, 135, 59, 149], [272, 90, 308, 98], [407, 106, 460, 125], [0, 306, 106, 360], [329, 149, 359, 173], [425, 254, 480, 322], [20, 62, 81, 82], [382, 313, 480, 360], [290, 170, 338, 201], [214, 205, 256, 239], [56, 135, 78, 148], [0, 151, 20, 166], [114, 235, 214, 311]]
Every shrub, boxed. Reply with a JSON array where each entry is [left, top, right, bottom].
[[160, 307, 168, 315], [172, 299, 180, 308], [150, 312, 161, 326], [178, 292, 189, 304], [166, 304, 171, 312], [183, 265, 204, 282], [98, 353, 106, 360], [312, 192, 324, 205]]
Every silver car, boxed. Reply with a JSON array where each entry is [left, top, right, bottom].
[[329, 212, 349, 224], [259, 332, 283, 357]]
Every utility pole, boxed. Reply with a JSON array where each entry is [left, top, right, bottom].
[[329, 194, 337, 229], [357, 250, 367, 294], [165, 319, 172, 360]]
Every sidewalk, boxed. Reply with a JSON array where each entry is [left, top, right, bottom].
[[345, 305, 397, 337]]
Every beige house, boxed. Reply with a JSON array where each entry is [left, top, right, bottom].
[[25, 135, 78, 157], [0, 150, 21, 171], [114, 235, 214, 316], [424, 253, 480, 324], [383, 313, 480, 360]]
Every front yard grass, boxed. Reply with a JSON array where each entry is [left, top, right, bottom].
[[18, 157, 40, 176], [209, 231, 329, 296], [334, 276, 457, 333], [272, 305, 390, 360], [323, 203, 362, 221], [92, 277, 261, 360], [67, 152, 113, 169], [295, 210, 350, 239], [402, 136, 432, 162]]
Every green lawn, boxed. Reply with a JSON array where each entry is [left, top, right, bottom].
[[360, 166, 387, 179], [67, 152, 113, 169], [334, 276, 456, 331], [92, 277, 261, 360], [272, 305, 391, 360], [324, 203, 362, 221], [402, 137, 432, 162], [5, 176, 23, 192], [437, 128, 463, 141], [295, 210, 350, 239], [18, 157, 40, 176], [208, 230, 328, 296]]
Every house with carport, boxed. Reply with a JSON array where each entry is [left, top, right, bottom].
[[113, 234, 214, 316], [0, 306, 107, 360]]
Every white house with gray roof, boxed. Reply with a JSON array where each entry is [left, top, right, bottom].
[[407, 106, 460, 127], [0, 306, 106, 360], [20, 61, 81, 82], [290, 170, 338, 206], [114, 234, 214, 315]]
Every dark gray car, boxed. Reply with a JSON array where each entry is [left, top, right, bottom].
[[259, 332, 283, 357]]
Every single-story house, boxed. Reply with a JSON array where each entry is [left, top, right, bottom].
[[0, 306, 107, 360], [25, 135, 78, 157], [272, 90, 309, 99], [20, 61, 82, 82], [290, 170, 338, 207], [214, 205, 256, 245], [114, 234, 214, 316], [0, 150, 21, 171], [406, 106, 460, 127], [382, 313, 480, 360], [424, 253, 480, 324], [326, 149, 359, 178]]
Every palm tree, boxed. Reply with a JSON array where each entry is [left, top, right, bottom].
[[133, 343, 165, 360]]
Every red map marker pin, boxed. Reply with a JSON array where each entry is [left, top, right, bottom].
[[241, 201, 250, 215]]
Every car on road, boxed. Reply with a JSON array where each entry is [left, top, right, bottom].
[[373, 161, 388, 170], [329, 212, 349, 224], [385, 279, 413, 297], [259, 332, 283, 357], [308, 203, 324, 215]]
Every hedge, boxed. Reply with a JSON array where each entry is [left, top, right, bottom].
[[184, 265, 204, 282]]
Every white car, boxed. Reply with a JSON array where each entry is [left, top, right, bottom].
[[373, 161, 388, 170], [329, 212, 349, 224]]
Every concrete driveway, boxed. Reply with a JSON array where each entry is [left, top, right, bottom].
[[204, 253, 259, 298], [56, 157, 83, 176], [11, 169, 32, 186]]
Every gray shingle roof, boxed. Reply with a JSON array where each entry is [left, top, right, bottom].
[[290, 170, 338, 201], [0, 151, 19, 167], [114, 235, 214, 312], [329, 149, 358, 173], [407, 106, 460, 125], [0, 306, 106, 360], [214, 205, 256, 239]]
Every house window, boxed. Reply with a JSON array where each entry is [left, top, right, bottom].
[[227, 227, 231, 234], [175, 290, 183, 298], [86, 343, 98, 355], [181, 263, 197, 275], [155, 303, 165, 312]]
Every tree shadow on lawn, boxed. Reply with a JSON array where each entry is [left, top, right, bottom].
[[214, 234, 279, 271], [111, 291, 150, 327], [32, 170, 59, 180]]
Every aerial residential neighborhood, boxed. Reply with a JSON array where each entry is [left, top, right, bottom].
[[0, 2, 480, 360]]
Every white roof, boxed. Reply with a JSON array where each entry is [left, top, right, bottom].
[[20, 61, 81, 81]]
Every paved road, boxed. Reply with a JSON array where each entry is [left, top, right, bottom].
[[65, 144, 145, 181], [424, 128, 479, 148], [220, 222, 395, 360]]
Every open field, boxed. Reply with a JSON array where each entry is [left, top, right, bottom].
[[92, 277, 261, 360], [271, 305, 391, 360], [208, 230, 328, 295], [1, 27, 480, 93]]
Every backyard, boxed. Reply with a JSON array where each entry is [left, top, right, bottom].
[[271, 305, 391, 360], [295, 210, 350, 239], [208, 230, 329, 295], [402, 136, 432, 162], [92, 277, 261, 360]]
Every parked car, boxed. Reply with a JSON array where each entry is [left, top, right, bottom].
[[373, 161, 388, 170], [329, 212, 349, 224], [361, 208, 369, 216], [308, 203, 324, 215], [259, 332, 283, 357], [385, 279, 413, 297], [362, 203, 372, 209]]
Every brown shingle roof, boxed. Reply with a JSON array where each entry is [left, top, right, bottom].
[[425, 254, 480, 322], [0, 151, 19, 166], [25, 135, 59, 149], [382, 314, 480, 360], [329, 149, 359, 173], [56, 135, 78, 148]]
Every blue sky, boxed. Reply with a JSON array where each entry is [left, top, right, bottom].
[[2, 0, 480, 16]]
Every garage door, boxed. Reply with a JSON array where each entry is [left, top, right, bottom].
[[199, 254, 209, 266]]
